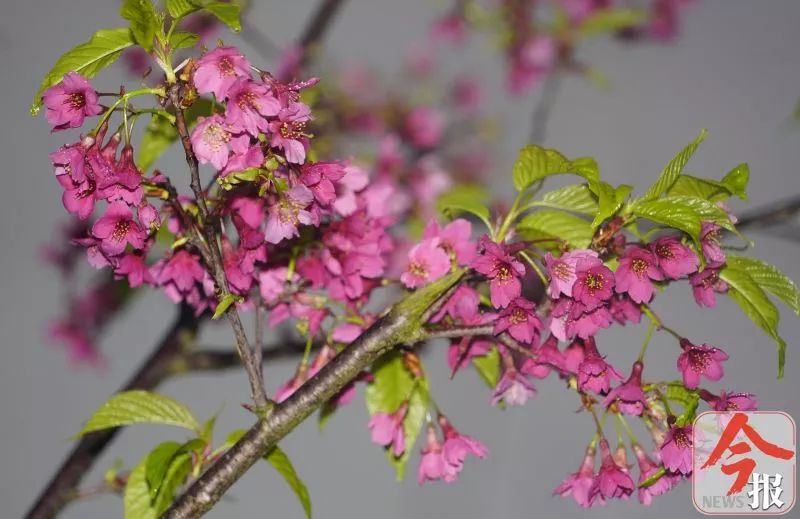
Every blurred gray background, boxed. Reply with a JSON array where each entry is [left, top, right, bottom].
[[2, 0, 800, 517]]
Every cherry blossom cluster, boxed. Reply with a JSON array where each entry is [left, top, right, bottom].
[[430, 0, 696, 94]]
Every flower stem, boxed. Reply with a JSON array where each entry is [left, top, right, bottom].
[[637, 319, 656, 362]]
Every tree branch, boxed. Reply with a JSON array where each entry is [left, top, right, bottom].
[[25, 305, 201, 519], [296, 0, 347, 72], [735, 194, 800, 232], [164, 271, 465, 518]]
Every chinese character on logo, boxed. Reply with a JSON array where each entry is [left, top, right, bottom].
[[692, 411, 796, 515]]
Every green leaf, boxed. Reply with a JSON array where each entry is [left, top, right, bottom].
[[365, 352, 429, 480], [629, 198, 701, 243], [32, 28, 136, 114], [592, 182, 631, 229], [472, 347, 501, 388], [121, 0, 160, 52], [512, 145, 600, 193], [202, 2, 242, 32], [137, 99, 214, 170], [538, 184, 599, 215], [720, 265, 787, 378], [517, 210, 593, 249], [78, 390, 200, 435], [639, 467, 667, 488], [266, 447, 312, 519], [212, 293, 239, 319], [166, 0, 198, 19], [642, 129, 707, 201], [667, 175, 732, 202], [720, 163, 750, 200], [577, 8, 646, 38], [437, 185, 491, 227], [318, 402, 336, 431], [660, 195, 737, 232], [126, 442, 192, 519], [726, 256, 800, 316], [169, 30, 200, 49]]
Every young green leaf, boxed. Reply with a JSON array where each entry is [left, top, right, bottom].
[[726, 256, 800, 316], [577, 8, 646, 38], [202, 2, 242, 32], [169, 30, 200, 50], [629, 198, 702, 243], [667, 175, 733, 202], [78, 390, 200, 435], [32, 28, 136, 114], [124, 450, 158, 519], [120, 0, 160, 52], [472, 348, 501, 388], [212, 293, 239, 320], [720, 265, 787, 378], [538, 184, 599, 215], [365, 352, 429, 480], [266, 447, 313, 519], [720, 163, 750, 200], [642, 129, 707, 201], [437, 185, 491, 227], [125, 442, 192, 519], [512, 145, 600, 193], [166, 0, 198, 19], [592, 182, 631, 229], [517, 210, 593, 249]]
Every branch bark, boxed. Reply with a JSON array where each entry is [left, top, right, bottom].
[[297, 0, 347, 71], [735, 195, 800, 231], [25, 305, 200, 519]]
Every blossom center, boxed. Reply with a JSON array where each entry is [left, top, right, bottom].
[[553, 261, 571, 281], [203, 123, 230, 150], [510, 308, 528, 325], [631, 258, 649, 276], [217, 57, 236, 76], [584, 272, 604, 294], [67, 92, 86, 110], [674, 429, 691, 448], [655, 243, 673, 259], [237, 91, 258, 111], [409, 262, 428, 279], [495, 263, 511, 281], [280, 121, 306, 139], [688, 348, 711, 372], [111, 220, 131, 242]]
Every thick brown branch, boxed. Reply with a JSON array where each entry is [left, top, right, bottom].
[[24, 305, 200, 519]]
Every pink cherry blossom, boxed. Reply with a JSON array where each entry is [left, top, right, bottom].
[[701, 390, 758, 412], [91, 202, 146, 256], [660, 424, 693, 475], [596, 439, 635, 500], [677, 339, 728, 389], [193, 46, 251, 100], [633, 444, 673, 505], [603, 361, 647, 415], [269, 103, 311, 164], [491, 366, 536, 406], [403, 106, 444, 149], [152, 249, 206, 302], [573, 259, 616, 310], [650, 236, 698, 279], [700, 222, 726, 267], [368, 403, 408, 457], [400, 238, 451, 289], [422, 219, 476, 266], [300, 161, 347, 207], [224, 78, 281, 136], [265, 185, 314, 244], [115, 254, 152, 288], [43, 72, 102, 131], [417, 425, 446, 485], [689, 267, 728, 308], [615, 246, 664, 304], [471, 237, 526, 309], [609, 295, 642, 325], [545, 249, 599, 298], [439, 415, 488, 482], [493, 297, 541, 344], [554, 444, 603, 508], [190, 115, 231, 170], [577, 337, 623, 394]]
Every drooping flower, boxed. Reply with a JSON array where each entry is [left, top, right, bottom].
[[700, 222, 726, 267], [265, 185, 314, 244], [43, 72, 102, 130], [615, 246, 663, 304], [573, 259, 616, 310], [677, 339, 729, 389], [439, 415, 488, 482], [493, 297, 542, 344], [471, 236, 526, 308], [91, 202, 147, 256], [609, 295, 642, 325], [700, 389, 758, 412], [422, 219, 476, 266], [577, 337, 623, 394], [115, 253, 153, 288], [300, 161, 347, 207], [190, 115, 231, 170], [603, 361, 648, 415], [491, 365, 536, 406], [400, 238, 451, 288], [224, 78, 281, 136], [544, 249, 599, 298], [632, 444, 673, 506], [660, 424, 693, 475], [521, 334, 564, 378], [193, 46, 251, 100], [418, 425, 446, 485], [368, 403, 408, 457], [689, 267, 728, 308], [596, 439, 635, 500], [553, 443, 603, 508], [650, 236, 698, 279]]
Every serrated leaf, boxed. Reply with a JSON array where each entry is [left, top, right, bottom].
[[512, 146, 600, 193], [642, 129, 707, 201], [630, 198, 701, 243], [667, 175, 732, 202], [592, 182, 631, 229], [577, 8, 646, 37], [78, 390, 199, 435], [121, 0, 160, 52], [169, 30, 200, 49], [726, 255, 800, 316], [144, 441, 182, 500], [720, 265, 786, 378], [202, 2, 241, 32], [661, 195, 737, 232], [124, 450, 158, 519], [126, 441, 192, 519], [720, 163, 749, 200], [472, 347, 501, 388], [32, 28, 136, 114], [437, 185, 491, 226], [166, 0, 198, 19], [266, 447, 313, 519], [538, 184, 599, 215], [517, 210, 593, 249], [365, 352, 429, 480]]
